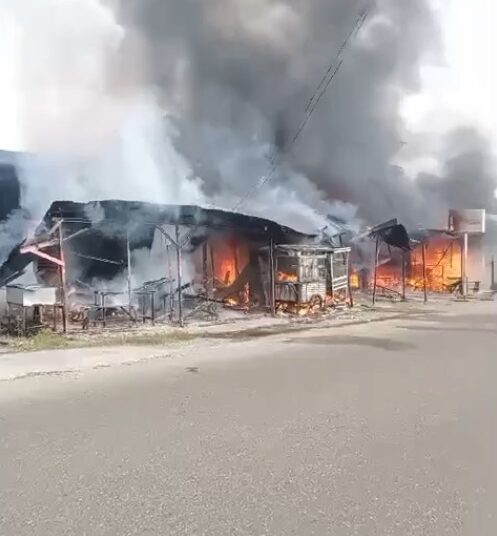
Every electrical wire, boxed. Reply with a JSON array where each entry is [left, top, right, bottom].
[[39, 3, 372, 251], [231, 2, 371, 213]]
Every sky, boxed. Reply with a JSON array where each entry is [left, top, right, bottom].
[[1, 0, 496, 161], [0, 5, 23, 152], [402, 0, 497, 144]]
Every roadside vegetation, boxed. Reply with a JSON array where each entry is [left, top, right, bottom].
[[2, 328, 198, 353]]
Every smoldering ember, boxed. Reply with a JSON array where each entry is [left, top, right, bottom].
[[0, 157, 492, 335]]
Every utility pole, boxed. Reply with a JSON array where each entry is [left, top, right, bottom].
[[461, 232, 468, 298]]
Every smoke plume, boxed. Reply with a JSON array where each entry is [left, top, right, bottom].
[[418, 127, 497, 213], [113, 0, 442, 226], [2, 0, 496, 247]]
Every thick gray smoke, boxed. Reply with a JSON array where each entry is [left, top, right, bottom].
[[113, 0, 443, 226], [3, 0, 496, 258], [418, 127, 497, 214]]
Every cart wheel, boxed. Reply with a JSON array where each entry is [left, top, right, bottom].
[[309, 295, 324, 310]]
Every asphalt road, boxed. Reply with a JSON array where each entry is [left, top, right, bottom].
[[1, 301, 497, 535]]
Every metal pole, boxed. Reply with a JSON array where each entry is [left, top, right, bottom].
[[461, 233, 468, 298], [126, 232, 132, 317], [372, 237, 379, 305], [491, 256, 495, 290], [269, 237, 276, 317], [401, 250, 406, 301], [58, 221, 67, 333], [175, 224, 184, 327], [422, 243, 428, 303]]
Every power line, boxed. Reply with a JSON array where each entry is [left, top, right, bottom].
[[230, 2, 371, 213], [305, 6, 369, 114], [177, 3, 371, 247], [42, 3, 372, 252]]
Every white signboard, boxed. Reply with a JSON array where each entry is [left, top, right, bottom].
[[449, 209, 486, 234]]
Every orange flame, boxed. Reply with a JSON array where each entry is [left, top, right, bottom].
[[277, 271, 298, 283], [366, 238, 464, 293]]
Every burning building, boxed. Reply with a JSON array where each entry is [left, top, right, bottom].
[[351, 210, 487, 300], [0, 200, 352, 329]]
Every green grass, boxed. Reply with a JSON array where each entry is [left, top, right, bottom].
[[12, 330, 72, 352], [7, 328, 199, 353], [98, 330, 198, 347]]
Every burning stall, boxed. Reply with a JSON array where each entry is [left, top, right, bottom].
[[261, 244, 352, 314], [408, 229, 462, 294]]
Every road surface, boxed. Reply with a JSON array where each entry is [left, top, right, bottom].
[[1, 301, 497, 535]]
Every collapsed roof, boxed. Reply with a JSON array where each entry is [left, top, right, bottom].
[[367, 219, 460, 251], [368, 219, 410, 251]]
